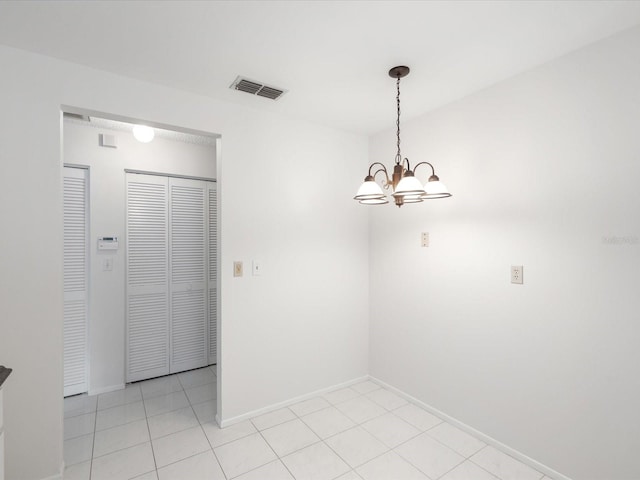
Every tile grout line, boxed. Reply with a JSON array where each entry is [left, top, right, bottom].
[[388, 426, 466, 480], [465, 445, 515, 480], [460, 445, 504, 480], [262, 423, 327, 460], [226, 389, 389, 480], [200, 420, 229, 480], [320, 424, 393, 476], [467, 444, 547, 480], [296, 409, 354, 442], [145, 368, 220, 476], [249, 407, 295, 431], [140, 381, 159, 478], [253, 427, 298, 480], [206, 428, 256, 450], [328, 386, 405, 467], [433, 457, 468, 480], [89, 400, 97, 480], [334, 385, 460, 480]]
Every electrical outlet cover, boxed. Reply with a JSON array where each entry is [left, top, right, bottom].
[[511, 265, 523, 284], [421, 232, 429, 247]]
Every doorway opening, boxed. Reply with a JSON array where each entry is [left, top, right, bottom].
[[61, 109, 221, 472]]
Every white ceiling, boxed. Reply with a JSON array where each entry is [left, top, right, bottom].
[[1, 1, 640, 135]]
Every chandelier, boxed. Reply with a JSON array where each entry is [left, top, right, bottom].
[[354, 66, 452, 207]]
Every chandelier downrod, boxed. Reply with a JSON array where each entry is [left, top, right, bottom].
[[390, 66, 409, 166]]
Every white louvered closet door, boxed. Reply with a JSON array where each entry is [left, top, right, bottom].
[[63, 167, 89, 396], [126, 174, 170, 382], [208, 182, 217, 365], [169, 178, 208, 373]]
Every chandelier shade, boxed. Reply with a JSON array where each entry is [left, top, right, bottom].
[[354, 176, 386, 201], [392, 172, 425, 199], [422, 177, 451, 199]]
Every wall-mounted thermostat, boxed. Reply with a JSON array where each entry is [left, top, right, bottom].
[[98, 236, 119, 250]]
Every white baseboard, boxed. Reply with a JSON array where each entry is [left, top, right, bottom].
[[369, 375, 571, 480], [88, 383, 124, 396], [218, 375, 369, 428]]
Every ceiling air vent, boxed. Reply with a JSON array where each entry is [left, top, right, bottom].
[[230, 76, 286, 101]]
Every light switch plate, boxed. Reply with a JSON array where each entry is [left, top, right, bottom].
[[103, 257, 113, 271], [252, 261, 262, 276]]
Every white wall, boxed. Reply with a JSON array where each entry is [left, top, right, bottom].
[[63, 120, 216, 393], [0, 46, 369, 479], [369, 27, 640, 480]]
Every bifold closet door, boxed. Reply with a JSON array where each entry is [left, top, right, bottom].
[[126, 173, 211, 382], [126, 174, 170, 382], [63, 167, 89, 396], [208, 183, 217, 365], [169, 177, 208, 373]]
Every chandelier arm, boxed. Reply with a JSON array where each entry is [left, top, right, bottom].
[[371, 167, 391, 188], [369, 162, 387, 176], [413, 161, 436, 177], [402, 157, 411, 172]]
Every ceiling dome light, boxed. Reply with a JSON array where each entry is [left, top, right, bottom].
[[132, 125, 155, 143]]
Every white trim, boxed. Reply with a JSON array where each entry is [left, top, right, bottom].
[[218, 375, 369, 428], [88, 383, 124, 396], [125, 169, 216, 183], [369, 376, 572, 480]]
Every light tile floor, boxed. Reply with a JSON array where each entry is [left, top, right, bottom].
[[64, 368, 549, 480]]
